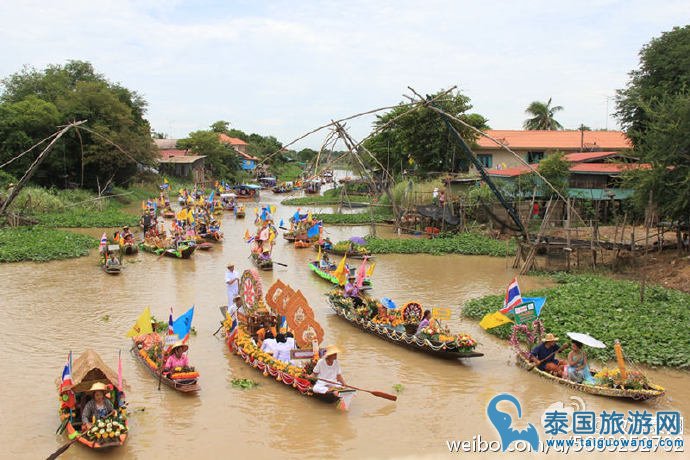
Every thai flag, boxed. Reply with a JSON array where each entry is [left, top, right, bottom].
[[99, 232, 107, 249], [60, 352, 73, 390], [227, 317, 238, 344], [500, 277, 522, 313], [168, 307, 174, 335]]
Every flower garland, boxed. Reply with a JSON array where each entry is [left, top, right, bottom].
[[229, 327, 314, 394], [509, 319, 544, 359]]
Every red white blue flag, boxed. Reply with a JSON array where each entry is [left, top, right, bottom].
[[168, 307, 174, 335], [500, 277, 522, 313], [60, 352, 73, 390]]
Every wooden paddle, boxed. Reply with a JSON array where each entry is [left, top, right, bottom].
[[47, 434, 81, 460], [526, 343, 570, 371], [317, 378, 397, 401], [273, 261, 288, 267]]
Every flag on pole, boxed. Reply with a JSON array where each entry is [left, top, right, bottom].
[[307, 222, 321, 238], [126, 307, 153, 337], [99, 232, 108, 250], [355, 258, 368, 288], [168, 307, 174, 335], [270, 205, 276, 215], [173, 306, 195, 341], [332, 254, 348, 285], [317, 245, 322, 262], [60, 352, 73, 390], [366, 262, 376, 278], [279, 219, 284, 228], [500, 277, 522, 314], [479, 311, 513, 330]]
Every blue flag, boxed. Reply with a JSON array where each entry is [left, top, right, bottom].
[[292, 211, 300, 222], [279, 219, 284, 228], [173, 306, 195, 339], [207, 190, 215, 203], [307, 222, 321, 238]]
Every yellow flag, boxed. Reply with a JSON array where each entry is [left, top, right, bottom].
[[317, 245, 322, 262], [432, 307, 452, 321], [163, 177, 169, 184], [366, 262, 376, 277], [332, 254, 348, 285], [126, 307, 153, 337], [177, 208, 188, 221], [244, 229, 250, 241], [479, 311, 513, 330], [270, 205, 276, 214], [307, 211, 312, 222]]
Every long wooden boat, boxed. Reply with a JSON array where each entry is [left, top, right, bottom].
[[326, 292, 483, 360], [283, 231, 312, 243], [138, 242, 165, 255], [163, 209, 175, 219], [251, 253, 273, 271], [57, 349, 128, 451], [130, 340, 199, 393], [139, 241, 196, 259], [224, 323, 355, 410], [103, 263, 122, 275], [516, 355, 664, 401], [308, 261, 371, 289]]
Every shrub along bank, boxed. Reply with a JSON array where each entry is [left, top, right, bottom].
[[462, 273, 690, 368]]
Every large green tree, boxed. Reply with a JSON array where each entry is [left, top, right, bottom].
[[365, 89, 488, 175], [0, 60, 157, 188], [616, 26, 690, 225], [616, 25, 690, 146], [523, 98, 564, 130], [177, 130, 240, 179]]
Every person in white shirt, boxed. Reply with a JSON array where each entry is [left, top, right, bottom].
[[285, 331, 296, 349], [260, 330, 277, 355], [227, 295, 244, 321], [225, 263, 239, 307], [309, 345, 346, 395], [273, 333, 293, 362]]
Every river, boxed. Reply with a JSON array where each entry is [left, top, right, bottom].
[[0, 187, 687, 459]]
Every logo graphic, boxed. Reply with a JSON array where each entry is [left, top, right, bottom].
[[487, 393, 540, 451], [541, 396, 586, 434]]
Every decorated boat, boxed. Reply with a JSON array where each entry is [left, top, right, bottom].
[[510, 322, 664, 401], [121, 242, 138, 255], [304, 179, 321, 194], [139, 240, 196, 259], [162, 208, 175, 219], [130, 336, 200, 393], [308, 258, 372, 290], [283, 231, 309, 242], [235, 205, 246, 218], [314, 240, 372, 259], [326, 291, 483, 359], [272, 182, 295, 193], [100, 244, 122, 275], [294, 240, 312, 248], [221, 272, 356, 410], [251, 252, 273, 271], [56, 350, 128, 452], [234, 184, 261, 201]]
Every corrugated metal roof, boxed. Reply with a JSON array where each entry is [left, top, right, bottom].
[[476, 130, 631, 150], [158, 155, 206, 164]]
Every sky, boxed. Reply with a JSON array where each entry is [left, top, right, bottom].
[[0, 1, 687, 150]]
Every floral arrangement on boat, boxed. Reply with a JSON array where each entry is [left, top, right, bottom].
[[332, 240, 370, 256], [593, 367, 657, 391], [85, 416, 128, 443], [416, 325, 478, 351]]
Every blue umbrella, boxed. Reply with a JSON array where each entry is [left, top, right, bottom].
[[349, 236, 367, 245]]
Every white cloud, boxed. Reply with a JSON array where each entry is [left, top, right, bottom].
[[0, 0, 687, 149]]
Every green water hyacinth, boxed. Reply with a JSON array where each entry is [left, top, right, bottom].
[[0, 226, 96, 262]]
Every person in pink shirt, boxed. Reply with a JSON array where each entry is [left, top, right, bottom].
[[164, 342, 189, 372]]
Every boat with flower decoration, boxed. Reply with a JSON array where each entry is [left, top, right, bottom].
[[220, 271, 356, 410], [130, 334, 200, 393], [510, 321, 664, 400], [326, 291, 482, 359], [56, 350, 129, 452]]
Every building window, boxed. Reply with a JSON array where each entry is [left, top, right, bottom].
[[527, 151, 544, 163], [477, 154, 493, 168]]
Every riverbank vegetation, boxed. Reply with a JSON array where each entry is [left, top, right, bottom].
[[0, 226, 96, 262], [282, 189, 371, 206], [462, 273, 690, 368], [315, 208, 392, 225], [366, 233, 515, 256]]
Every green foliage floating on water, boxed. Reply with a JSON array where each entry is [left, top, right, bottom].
[[36, 206, 139, 227], [462, 274, 690, 368], [314, 209, 392, 225], [281, 194, 370, 206], [366, 233, 515, 256], [231, 378, 259, 389], [0, 226, 96, 262]]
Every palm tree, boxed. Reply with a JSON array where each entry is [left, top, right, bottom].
[[523, 98, 564, 130]]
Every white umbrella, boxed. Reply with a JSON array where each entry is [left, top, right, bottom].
[[567, 332, 607, 348]]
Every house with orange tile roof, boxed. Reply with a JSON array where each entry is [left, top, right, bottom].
[[472, 129, 632, 171], [218, 133, 259, 170]]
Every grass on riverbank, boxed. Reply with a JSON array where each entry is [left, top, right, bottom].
[[36, 205, 140, 227], [315, 208, 392, 225], [366, 233, 516, 256], [0, 226, 97, 262], [462, 273, 690, 368], [281, 194, 371, 206]]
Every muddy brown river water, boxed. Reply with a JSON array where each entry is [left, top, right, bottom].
[[0, 191, 687, 459]]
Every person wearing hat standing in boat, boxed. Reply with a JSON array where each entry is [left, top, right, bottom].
[[164, 341, 189, 373], [225, 263, 240, 308], [121, 225, 134, 243], [529, 333, 566, 375], [309, 345, 346, 396], [344, 274, 363, 307], [81, 382, 115, 430]]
